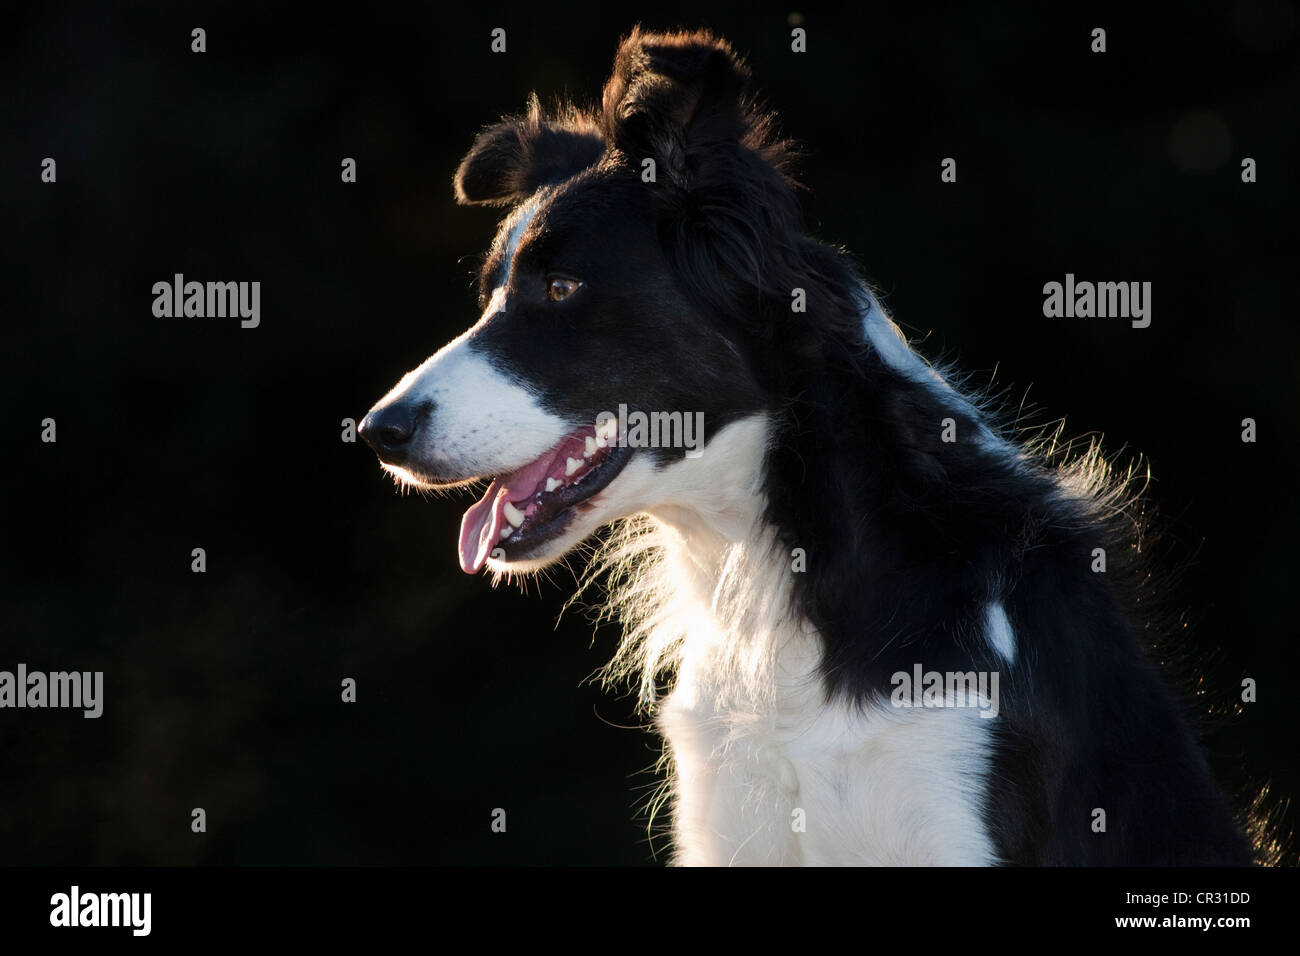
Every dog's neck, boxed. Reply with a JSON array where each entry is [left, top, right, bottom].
[[646, 413, 772, 569], [598, 414, 820, 713]]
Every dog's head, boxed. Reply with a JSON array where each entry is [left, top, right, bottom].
[[361, 28, 848, 574]]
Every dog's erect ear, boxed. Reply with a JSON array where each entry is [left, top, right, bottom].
[[601, 27, 769, 195], [454, 95, 606, 206]]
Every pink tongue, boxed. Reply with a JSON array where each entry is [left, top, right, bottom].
[[458, 478, 508, 574], [457, 444, 570, 574]]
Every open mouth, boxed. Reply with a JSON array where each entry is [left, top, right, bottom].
[[458, 418, 632, 573]]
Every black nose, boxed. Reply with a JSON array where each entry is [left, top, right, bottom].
[[360, 402, 422, 460]]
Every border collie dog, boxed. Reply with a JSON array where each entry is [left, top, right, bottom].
[[361, 29, 1252, 865]]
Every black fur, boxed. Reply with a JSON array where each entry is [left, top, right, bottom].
[[452, 27, 1253, 865], [455, 97, 605, 206]]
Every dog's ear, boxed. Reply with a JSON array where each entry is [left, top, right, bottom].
[[454, 95, 606, 206], [601, 28, 768, 197]]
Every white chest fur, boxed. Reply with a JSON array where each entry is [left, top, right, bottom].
[[600, 415, 999, 866], [659, 649, 998, 866]]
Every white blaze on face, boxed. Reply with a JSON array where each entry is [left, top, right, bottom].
[[382, 336, 566, 481], [372, 197, 567, 481], [482, 285, 507, 318], [495, 198, 540, 272]]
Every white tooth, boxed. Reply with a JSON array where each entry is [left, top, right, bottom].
[[595, 434, 607, 449], [499, 526, 513, 540], [597, 418, 618, 442], [565, 457, 583, 477], [584, 436, 596, 458], [545, 477, 562, 493], [503, 501, 526, 527]]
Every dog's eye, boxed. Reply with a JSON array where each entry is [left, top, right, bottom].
[[547, 276, 583, 302]]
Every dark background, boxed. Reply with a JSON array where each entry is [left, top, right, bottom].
[[2, 1, 1297, 864]]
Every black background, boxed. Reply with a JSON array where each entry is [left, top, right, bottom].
[[3, 1, 1297, 865]]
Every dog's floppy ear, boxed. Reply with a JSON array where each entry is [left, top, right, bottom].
[[454, 95, 606, 206], [601, 27, 768, 196]]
